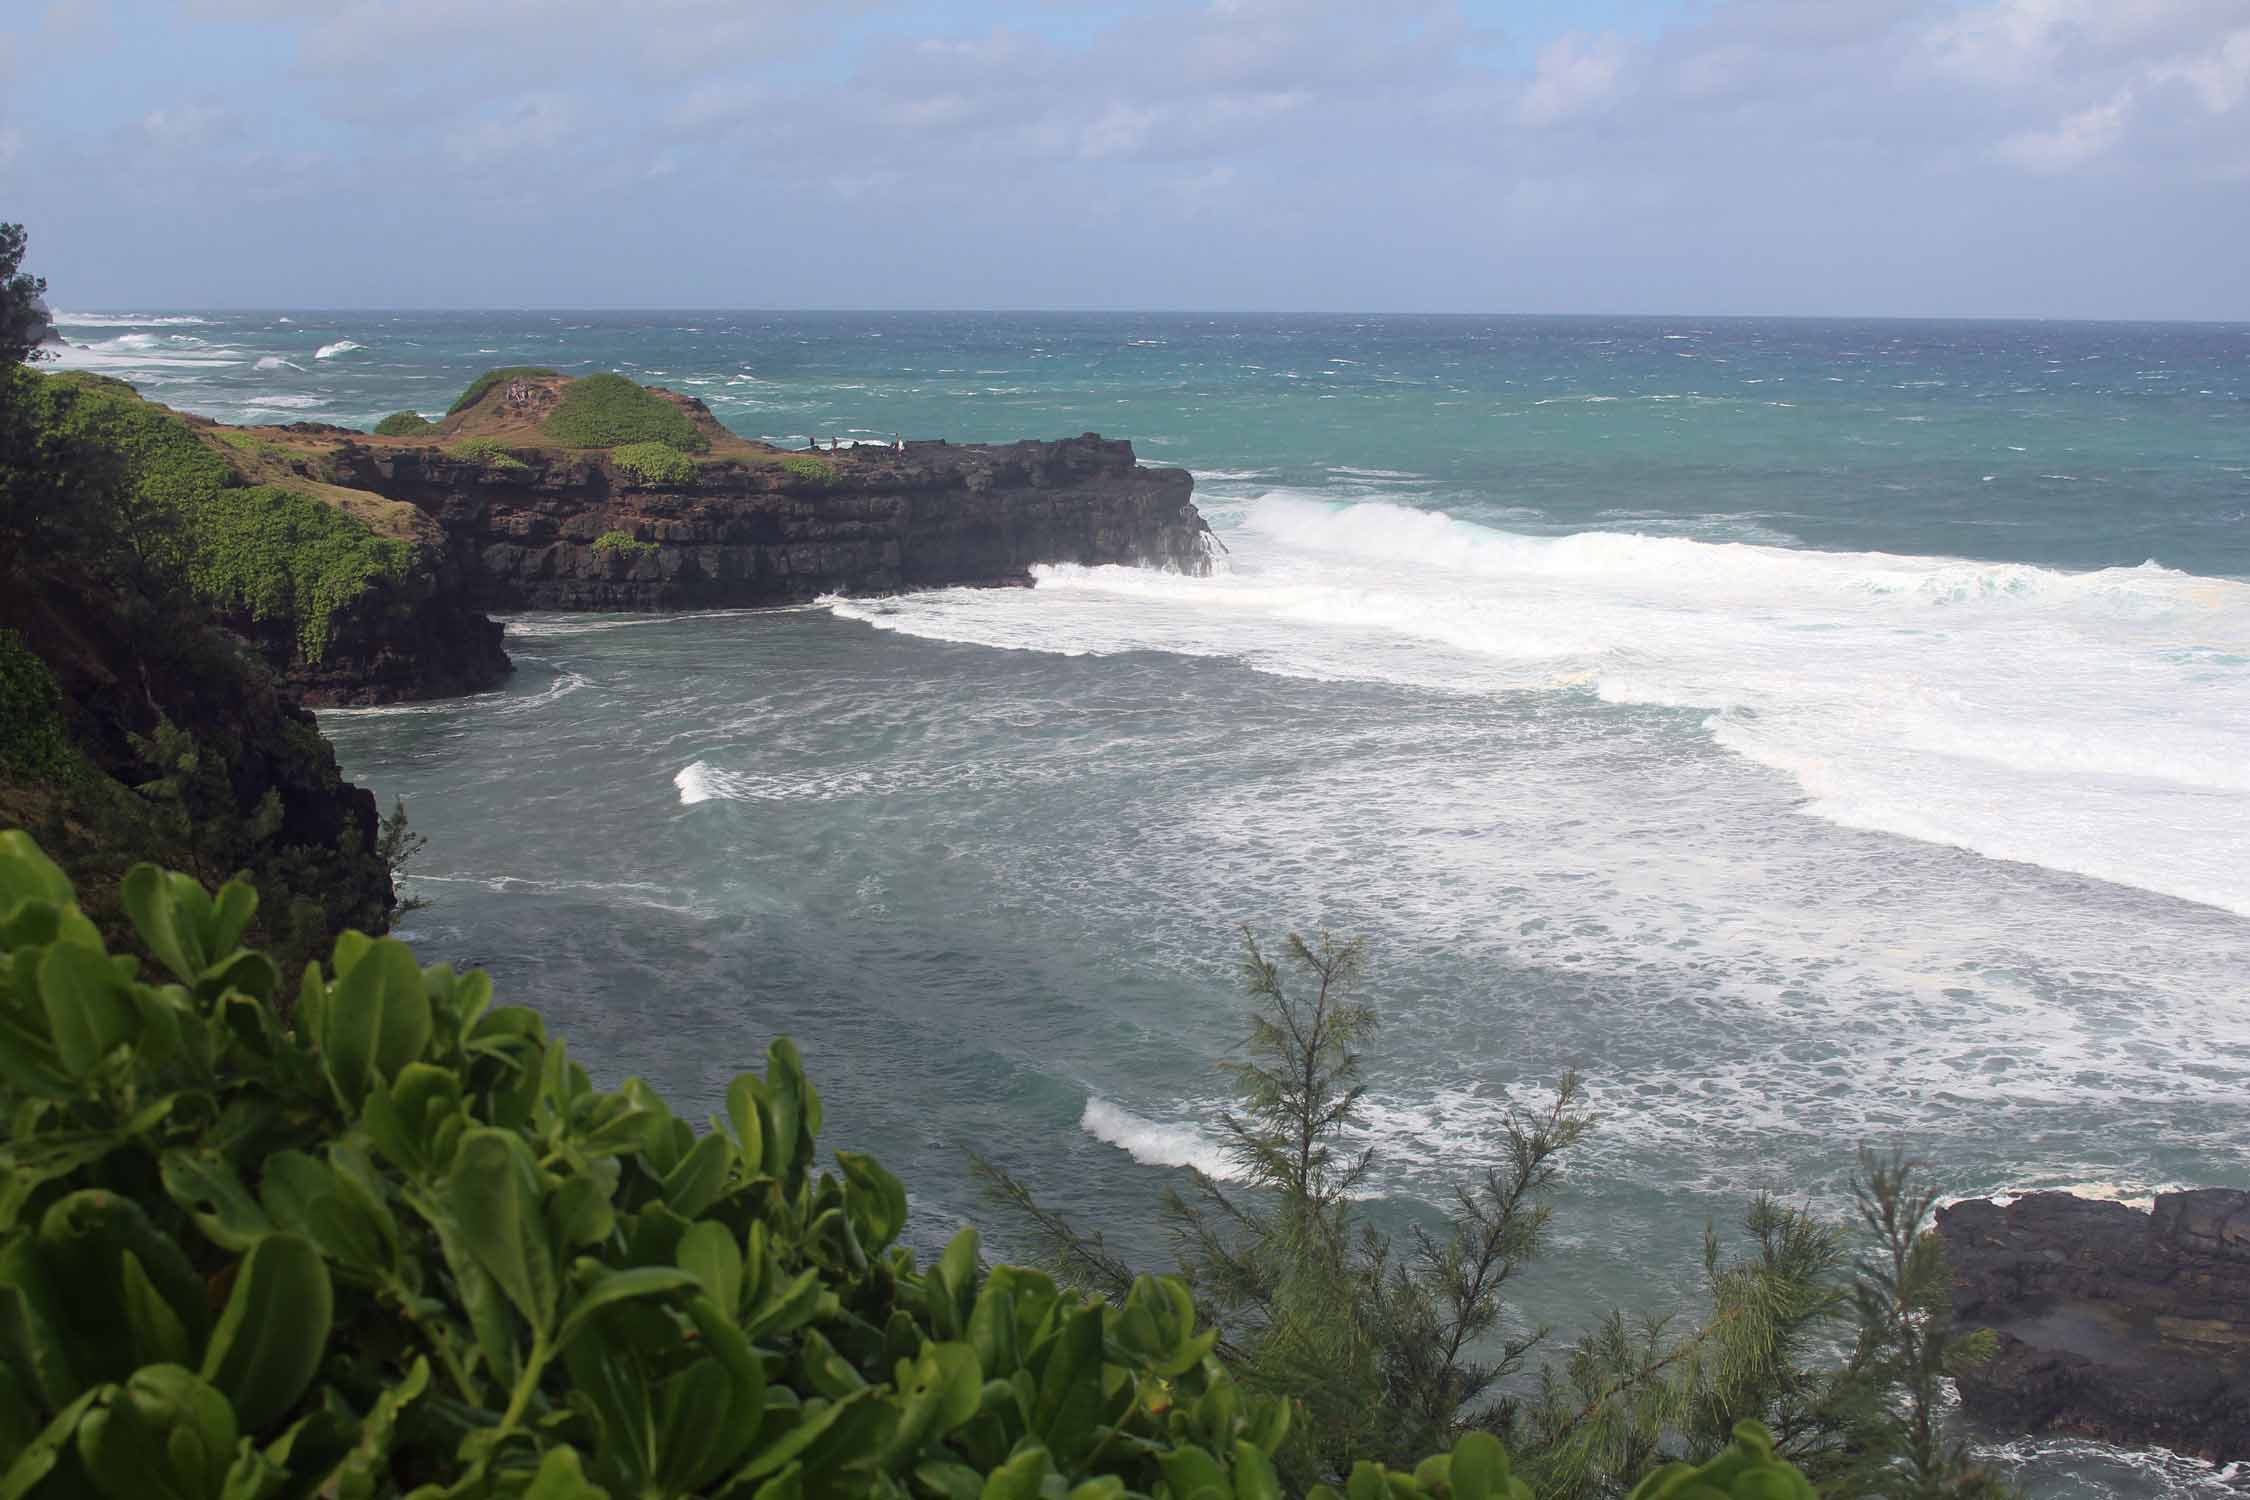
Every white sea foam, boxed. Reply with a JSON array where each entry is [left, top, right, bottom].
[[315, 340, 364, 359], [53, 312, 211, 327], [47, 333, 245, 372], [1079, 1097, 1238, 1178], [826, 494, 2250, 919], [254, 356, 305, 371], [241, 394, 329, 411]]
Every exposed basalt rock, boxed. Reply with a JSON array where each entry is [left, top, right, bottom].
[[327, 433, 1211, 613], [1936, 1190, 2250, 1460]]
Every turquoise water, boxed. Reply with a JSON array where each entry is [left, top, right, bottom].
[[53, 311, 2250, 1496]]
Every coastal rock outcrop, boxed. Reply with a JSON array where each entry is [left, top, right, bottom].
[[326, 432, 1211, 613], [1936, 1189, 2250, 1460]]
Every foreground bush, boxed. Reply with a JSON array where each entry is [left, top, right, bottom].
[[0, 834, 1823, 1498], [610, 442, 697, 487], [373, 412, 437, 437]]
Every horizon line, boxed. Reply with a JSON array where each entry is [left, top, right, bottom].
[[48, 305, 2250, 328]]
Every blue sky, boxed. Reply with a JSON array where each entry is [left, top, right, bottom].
[[4, 0, 2246, 317]]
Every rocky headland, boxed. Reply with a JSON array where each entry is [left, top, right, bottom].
[[178, 369, 1210, 703], [1936, 1189, 2250, 1460]]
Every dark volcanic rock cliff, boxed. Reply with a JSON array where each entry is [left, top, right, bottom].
[[1937, 1190, 2250, 1460], [327, 433, 1210, 613]]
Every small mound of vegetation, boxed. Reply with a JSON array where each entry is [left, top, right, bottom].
[[372, 410, 436, 437], [542, 372, 709, 451], [779, 453, 839, 488], [445, 365, 558, 416], [609, 440, 696, 486], [591, 527, 658, 559], [212, 428, 289, 461], [445, 437, 532, 474]]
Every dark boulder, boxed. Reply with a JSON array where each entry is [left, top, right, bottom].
[[1937, 1189, 2250, 1460]]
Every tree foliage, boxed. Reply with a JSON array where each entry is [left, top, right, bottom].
[[372, 411, 437, 437], [2, 222, 53, 368], [0, 835, 1830, 1500], [980, 933, 2010, 1500]]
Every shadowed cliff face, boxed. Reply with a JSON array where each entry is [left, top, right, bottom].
[[326, 433, 1211, 613]]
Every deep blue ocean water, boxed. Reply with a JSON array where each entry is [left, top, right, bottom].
[[51, 310, 2250, 1496]]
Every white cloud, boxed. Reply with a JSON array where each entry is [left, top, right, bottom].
[[2153, 26, 2250, 113], [1518, 33, 1627, 127], [1995, 90, 2132, 171], [0, 127, 21, 167], [1079, 102, 1160, 159]]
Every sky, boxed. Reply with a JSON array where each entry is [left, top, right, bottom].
[[3, 0, 2247, 318]]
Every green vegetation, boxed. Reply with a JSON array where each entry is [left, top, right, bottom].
[[185, 484, 415, 661], [446, 437, 533, 474], [610, 440, 697, 486], [0, 631, 79, 783], [592, 528, 659, 560], [0, 836, 1826, 1500], [446, 366, 559, 416], [543, 372, 709, 451], [7, 372, 414, 663], [779, 454, 840, 488], [214, 429, 290, 461], [981, 934, 2008, 1499], [3, 221, 49, 366], [373, 411, 437, 437]]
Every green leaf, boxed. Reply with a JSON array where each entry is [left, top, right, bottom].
[[1449, 1431, 1508, 1500], [658, 1130, 734, 1219], [724, 1073, 765, 1173], [447, 1129, 556, 1335], [1233, 1441, 1282, 1500], [0, 1388, 101, 1500], [37, 942, 137, 1076], [519, 1445, 610, 1500], [161, 1151, 275, 1254], [556, 1266, 700, 1351], [120, 864, 200, 984], [837, 1151, 909, 1251], [119, 1252, 192, 1368], [76, 1364, 239, 1500], [677, 1219, 742, 1316], [200, 1233, 333, 1434], [727, 1387, 880, 1484], [983, 1445, 1056, 1500]]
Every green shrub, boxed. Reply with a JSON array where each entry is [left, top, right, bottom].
[[779, 454, 839, 488], [591, 528, 659, 560], [542, 372, 709, 451], [372, 411, 436, 437], [609, 441, 696, 487], [0, 631, 79, 782], [446, 366, 559, 416], [0, 835, 1825, 1500], [445, 437, 532, 474]]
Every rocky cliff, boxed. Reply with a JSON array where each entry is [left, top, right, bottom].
[[326, 431, 1211, 613], [1936, 1190, 2250, 1460]]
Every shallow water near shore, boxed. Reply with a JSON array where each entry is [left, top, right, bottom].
[[65, 309, 2250, 1496]]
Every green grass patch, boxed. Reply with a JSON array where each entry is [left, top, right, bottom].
[[542, 372, 709, 451], [24, 372, 412, 663], [445, 437, 532, 474], [212, 428, 289, 461], [609, 441, 696, 486], [446, 365, 558, 416], [591, 528, 658, 559], [372, 410, 436, 437], [779, 453, 839, 487]]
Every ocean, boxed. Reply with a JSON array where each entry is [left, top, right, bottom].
[[47, 309, 2250, 1496]]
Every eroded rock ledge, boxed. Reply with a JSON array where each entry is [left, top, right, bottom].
[[1936, 1189, 2250, 1460], [328, 432, 1211, 614]]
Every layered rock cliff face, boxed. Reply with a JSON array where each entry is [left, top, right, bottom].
[[326, 433, 1210, 614], [1937, 1190, 2250, 1460]]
